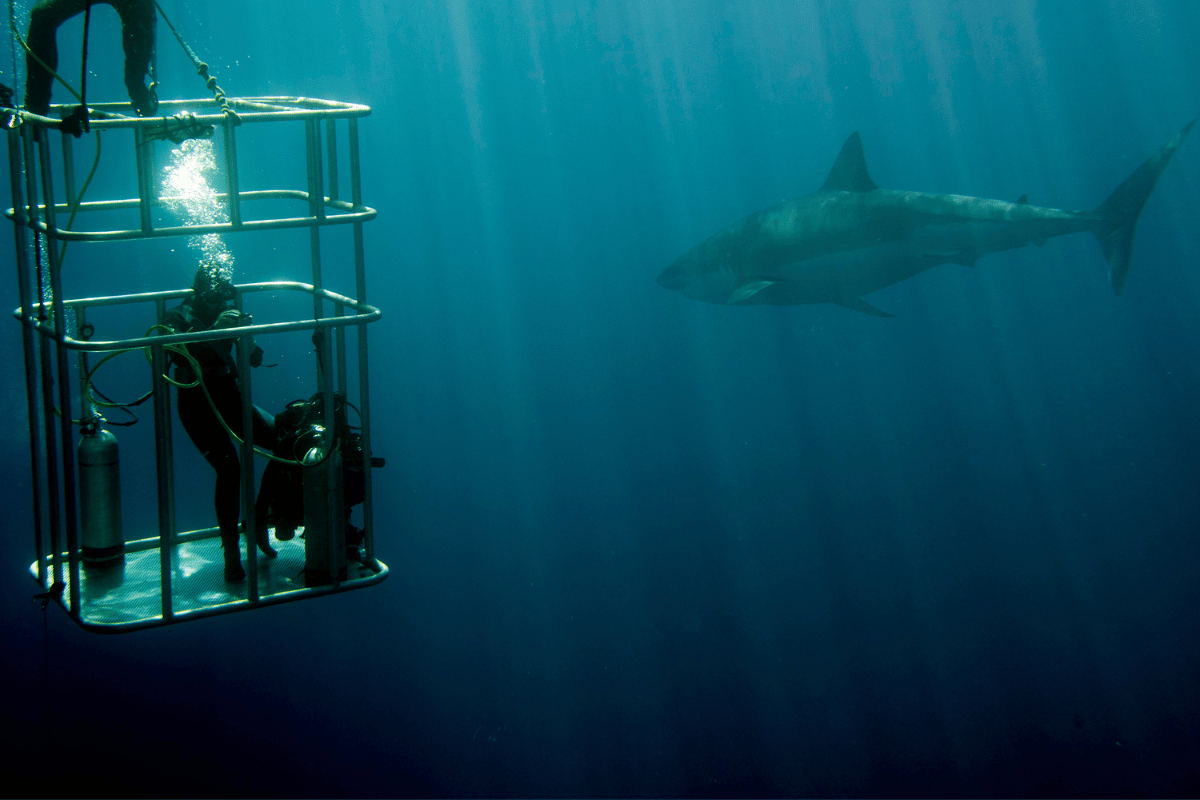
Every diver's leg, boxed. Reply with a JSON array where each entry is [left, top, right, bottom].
[[254, 460, 279, 538], [110, 0, 156, 115], [177, 386, 246, 581], [23, 0, 88, 114], [211, 383, 280, 559], [207, 445, 246, 579], [249, 405, 279, 555]]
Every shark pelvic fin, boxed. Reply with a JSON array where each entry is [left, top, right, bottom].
[[833, 296, 894, 317], [819, 132, 880, 193], [922, 250, 977, 267], [728, 279, 777, 303]]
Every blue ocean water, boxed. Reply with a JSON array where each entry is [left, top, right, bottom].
[[2, 0, 1199, 796]]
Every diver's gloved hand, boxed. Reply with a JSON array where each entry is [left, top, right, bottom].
[[59, 106, 88, 138], [250, 345, 264, 368], [213, 309, 242, 329]]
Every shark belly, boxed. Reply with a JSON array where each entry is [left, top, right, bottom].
[[909, 216, 1100, 264], [742, 242, 939, 305]]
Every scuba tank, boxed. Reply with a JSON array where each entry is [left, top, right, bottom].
[[302, 438, 346, 587], [255, 391, 383, 584], [78, 426, 125, 567]]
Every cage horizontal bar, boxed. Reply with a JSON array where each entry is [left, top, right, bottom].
[[6, 190, 377, 241], [12, 281, 382, 351], [16, 96, 372, 131]]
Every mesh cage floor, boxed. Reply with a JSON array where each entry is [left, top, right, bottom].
[[29, 528, 386, 630]]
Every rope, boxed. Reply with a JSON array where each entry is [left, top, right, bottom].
[[61, 326, 305, 465], [150, 0, 240, 125], [142, 111, 213, 144], [57, 130, 102, 266], [40, 324, 306, 470], [11, 10, 100, 267], [33, 578, 65, 792], [144, 324, 309, 466], [8, 0, 17, 97], [35, 578, 64, 789], [33, 229, 46, 321]]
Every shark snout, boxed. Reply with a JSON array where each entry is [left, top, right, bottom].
[[656, 261, 687, 290], [656, 271, 684, 290]]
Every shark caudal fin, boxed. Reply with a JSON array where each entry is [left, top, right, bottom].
[[1093, 120, 1194, 295]]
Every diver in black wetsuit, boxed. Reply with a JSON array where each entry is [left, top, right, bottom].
[[164, 267, 275, 582], [23, 0, 158, 116]]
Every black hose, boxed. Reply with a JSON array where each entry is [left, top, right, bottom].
[[78, 0, 92, 132]]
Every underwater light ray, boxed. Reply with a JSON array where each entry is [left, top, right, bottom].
[[161, 139, 234, 278]]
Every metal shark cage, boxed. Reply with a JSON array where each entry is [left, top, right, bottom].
[[6, 97, 388, 632]]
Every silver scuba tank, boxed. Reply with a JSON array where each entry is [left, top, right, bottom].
[[302, 434, 345, 587], [78, 427, 125, 567]]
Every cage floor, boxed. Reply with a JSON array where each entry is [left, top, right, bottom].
[[29, 529, 386, 630]]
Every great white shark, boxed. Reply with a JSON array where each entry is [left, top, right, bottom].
[[657, 122, 1194, 316]]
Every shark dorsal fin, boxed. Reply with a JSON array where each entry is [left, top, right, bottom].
[[1016, 194, 1029, 204], [819, 132, 879, 193]]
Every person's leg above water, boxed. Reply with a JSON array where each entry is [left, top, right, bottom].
[[110, 0, 156, 115], [24, 0, 157, 116], [23, 0, 87, 114]]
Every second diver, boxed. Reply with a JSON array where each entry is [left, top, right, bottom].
[[163, 266, 276, 582]]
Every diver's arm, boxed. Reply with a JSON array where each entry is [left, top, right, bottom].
[[213, 309, 266, 368]]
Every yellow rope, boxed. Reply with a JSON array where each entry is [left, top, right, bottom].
[[76, 326, 309, 466], [141, 323, 307, 465], [57, 130, 102, 266], [13, 26, 103, 269]]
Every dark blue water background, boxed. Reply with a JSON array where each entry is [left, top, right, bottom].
[[2, 1, 1199, 796]]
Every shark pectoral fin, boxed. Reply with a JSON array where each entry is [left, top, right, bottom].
[[819, 132, 880, 193], [727, 280, 776, 304], [833, 297, 894, 317]]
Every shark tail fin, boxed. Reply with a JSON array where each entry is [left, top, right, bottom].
[[1092, 120, 1194, 295]]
